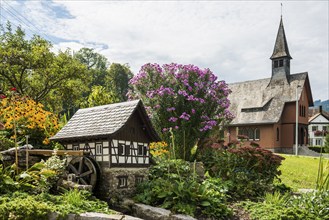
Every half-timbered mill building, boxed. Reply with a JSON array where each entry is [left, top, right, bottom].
[[225, 17, 314, 153], [50, 99, 160, 199]]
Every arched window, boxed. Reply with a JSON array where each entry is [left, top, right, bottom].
[[276, 127, 279, 141]]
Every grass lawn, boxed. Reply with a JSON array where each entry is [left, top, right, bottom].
[[278, 154, 328, 191]]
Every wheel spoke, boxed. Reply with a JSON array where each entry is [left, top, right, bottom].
[[79, 170, 93, 178], [78, 177, 88, 185], [67, 164, 79, 175], [78, 157, 84, 174]]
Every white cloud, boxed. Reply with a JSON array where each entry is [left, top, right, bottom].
[[2, 1, 328, 101]]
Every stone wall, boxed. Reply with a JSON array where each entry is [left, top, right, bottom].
[[97, 167, 149, 201]]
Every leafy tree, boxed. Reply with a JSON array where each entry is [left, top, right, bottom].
[[81, 85, 119, 108], [74, 47, 109, 87], [0, 22, 87, 113], [106, 63, 133, 102], [129, 63, 233, 160]]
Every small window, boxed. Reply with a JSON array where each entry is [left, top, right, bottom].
[[254, 128, 260, 140], [96, 143, 103, 155], [118, 143, 125, 156], [279, 59, 284, 67], [125, 144, 130, 155], [312, 126, 318, 131], [135, 175, 144, 186], [117, 176, 128, 188], [274, 60, 279, 68], [316, 139, 322, 146], [138, 145, 143, 156], [143, 146, 148, 156], [323, 126, 327, 131], [73, 144, 79, 151], [276, 127, 279, 141]]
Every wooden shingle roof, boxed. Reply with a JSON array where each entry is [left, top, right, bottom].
[[50, 100, 159, 142], [228, 72, 313, 125]]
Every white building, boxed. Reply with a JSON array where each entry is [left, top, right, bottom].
[[308, 107, 329, 146]]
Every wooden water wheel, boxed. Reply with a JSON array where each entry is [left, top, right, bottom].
[[67, 156, 99, 190]]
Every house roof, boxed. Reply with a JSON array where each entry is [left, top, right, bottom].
[[228, 72, 313, 126], [270, 17, 292, 59], [50, 100, 160, 142], [309, 111, 329, 123]]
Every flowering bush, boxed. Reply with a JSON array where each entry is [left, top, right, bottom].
[[129, 63, 233, 160], [0, 90, 59, 147], [314, 130, 328, 136], [149, 141, 169, 161], [200, 146, 285, 199]]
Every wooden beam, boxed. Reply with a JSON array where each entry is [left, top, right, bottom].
[[27, 150, 89, 156]]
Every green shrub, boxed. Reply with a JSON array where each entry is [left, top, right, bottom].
[[240, 191, 329, 220], [0, 192, 49, 220], [0, 190, 114, 220], [200, 146, 285, 200], [0, 134, 14, 151], [309, 146, 325, 153], [135, 159, 232, 219], [0, 153, 66, 195]]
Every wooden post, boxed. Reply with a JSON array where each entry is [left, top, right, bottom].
[[25, 135, 29, 170]]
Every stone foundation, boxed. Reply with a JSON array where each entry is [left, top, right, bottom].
[[97, 167, 149, 201]]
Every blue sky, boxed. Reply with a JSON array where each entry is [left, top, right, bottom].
[[0, 0, 328, 101]]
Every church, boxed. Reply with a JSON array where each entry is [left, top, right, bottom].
[[225, 17, 313, 153]]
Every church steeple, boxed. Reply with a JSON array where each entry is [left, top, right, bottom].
[[270, 16, 292, 81]]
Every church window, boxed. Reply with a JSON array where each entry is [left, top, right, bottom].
[[279, 59, 284, 67], [238, 127, 260, 141], [276, 128, 279, 141], [274, 60, 279, 68]]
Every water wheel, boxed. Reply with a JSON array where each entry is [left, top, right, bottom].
[[67, 156, 99, 190]]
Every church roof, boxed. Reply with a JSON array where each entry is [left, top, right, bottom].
[[228, 72, 313, 125], [270, 17, 292, 59], [50, 100, 159, 142]]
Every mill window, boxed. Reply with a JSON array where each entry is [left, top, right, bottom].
[[95, 143, 103, 155], [117, 176, 128, 188], [73, 144, 79, 151], [118, 143, 125, 156]]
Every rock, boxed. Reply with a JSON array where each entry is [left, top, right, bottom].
[[132, 203, 171, 220], [61, 179, 93, 192], [171, 214, 198, 220]]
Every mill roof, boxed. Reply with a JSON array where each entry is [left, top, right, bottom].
[[228, 72, 313, 125], [50, 100, 159, 142]]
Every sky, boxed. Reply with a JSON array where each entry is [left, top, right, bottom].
[[0, 0, 328, 101]]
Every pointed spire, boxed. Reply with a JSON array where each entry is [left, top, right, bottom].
[[270, 17, 292, 60]]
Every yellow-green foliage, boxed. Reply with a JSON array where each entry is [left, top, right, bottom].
[[278, 154, 328, 191]]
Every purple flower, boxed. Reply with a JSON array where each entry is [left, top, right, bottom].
[[179, 112, 190, 121], [167, 107, 176, 112], [191, 109, 196, 114], [169, 117, 178, 122]]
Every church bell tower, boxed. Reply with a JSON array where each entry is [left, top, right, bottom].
[[270, 17, 292, 82]]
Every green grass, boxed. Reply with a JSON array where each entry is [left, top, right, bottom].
[[278, 154, 328, 191]]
